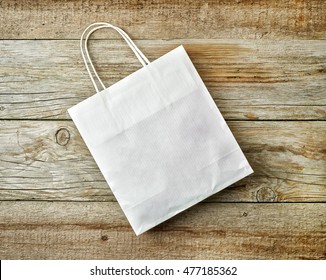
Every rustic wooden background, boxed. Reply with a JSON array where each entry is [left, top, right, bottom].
[[0, 0, 325, 259]]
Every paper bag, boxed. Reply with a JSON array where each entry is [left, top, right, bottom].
[[68, 23, 253, 235]]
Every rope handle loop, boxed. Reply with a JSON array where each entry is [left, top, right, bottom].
[[80, 22, 150, 92]]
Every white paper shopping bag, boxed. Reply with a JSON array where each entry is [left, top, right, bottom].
[[69, 22, 253, 235]]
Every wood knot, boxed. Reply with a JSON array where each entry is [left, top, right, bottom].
[[0, 106, 5, 111], [101, 235, 108, 241], [256, 187, 276, 202], [55, 128, 70, 146]]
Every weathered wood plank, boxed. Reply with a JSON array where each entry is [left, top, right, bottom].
[[0, 120, 325, 202], [0, 0, 325, 39], [0, 201, 325, 259], [0, 40, 325, 120]]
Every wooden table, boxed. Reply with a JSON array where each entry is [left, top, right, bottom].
[[0, 0, 325, 259]]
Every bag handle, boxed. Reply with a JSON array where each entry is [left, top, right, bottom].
[[80, 22, 150, 93]]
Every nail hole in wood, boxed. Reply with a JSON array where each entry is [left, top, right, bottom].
[[101, 235, 108, 241]]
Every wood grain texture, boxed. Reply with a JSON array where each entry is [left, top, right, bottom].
[[1, 120, 325, 202], [0, 201, 325, 259], [0, 0, 325, 40], [0, 39, 325, 120], [0, 0, 325, 260]]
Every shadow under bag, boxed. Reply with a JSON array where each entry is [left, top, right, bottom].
[[68, 22, 253, 235]]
